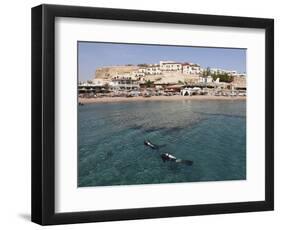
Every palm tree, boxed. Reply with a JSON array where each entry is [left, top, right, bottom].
[[144, 80, 154, 88]]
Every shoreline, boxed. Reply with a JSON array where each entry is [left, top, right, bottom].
[[79, 95, 246, 104]]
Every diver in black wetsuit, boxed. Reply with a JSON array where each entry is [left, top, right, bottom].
[[161, 153, 177, 162], [144, 140, 193, 166], [161, 153, 193, 165], [144, 140, 158, 149]]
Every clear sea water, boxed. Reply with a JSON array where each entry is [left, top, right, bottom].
[[78, 100, 246, 187]]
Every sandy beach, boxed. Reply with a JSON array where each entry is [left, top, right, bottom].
[[79, 95, 246, 104]]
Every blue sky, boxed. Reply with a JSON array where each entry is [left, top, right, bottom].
[[78, 42, 246, 81]]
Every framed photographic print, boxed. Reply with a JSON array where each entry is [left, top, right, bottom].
[[31, 4, 274, 225]]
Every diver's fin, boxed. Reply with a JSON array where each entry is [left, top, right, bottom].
[[176, 159, 193, 165]]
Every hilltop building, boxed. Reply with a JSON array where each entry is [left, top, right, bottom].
[[182, 63, 201, 75], [88, 60, 246, 93], [145, 65, 162, 75], [160, 61, 182, 72]]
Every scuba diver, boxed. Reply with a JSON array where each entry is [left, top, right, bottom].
[[161, 153, 193, 166], [144, 139, 159, 149], [144, 140, 193, 166], [160, 153, 177, 162]]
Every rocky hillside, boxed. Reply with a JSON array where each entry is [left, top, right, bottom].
[[94, 66, 139, 80]]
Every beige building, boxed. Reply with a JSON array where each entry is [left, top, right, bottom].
[[160, 61, 182, 72]]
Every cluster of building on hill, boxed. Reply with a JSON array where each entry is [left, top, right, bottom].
[[78, 60, 246, 98], [135, 61, 201, 76]]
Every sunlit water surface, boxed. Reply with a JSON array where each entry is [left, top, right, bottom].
[[78, 100, 246, 187]]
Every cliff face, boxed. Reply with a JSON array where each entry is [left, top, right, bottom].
[[94, 66, 139, 80], [93, 65, 246, 86]]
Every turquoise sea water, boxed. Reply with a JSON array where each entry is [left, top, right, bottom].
[[78, 100, 246, 187]]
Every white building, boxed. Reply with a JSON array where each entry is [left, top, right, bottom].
[[145, 65, 161, 75], [210, 68, 237, 76], [109, 76, 140, 90], [91, 78, 109, 86], [79, 79, 110, 87], [198, 76, 213, 84], [182, 63, 201, 75], [138, 67, 146, 74], [160, 61, 182, 72], [227, 70, 238, 75], [190, 64, 201, 74], [113, 72, 141, 81], [133, 70, 145, 77]]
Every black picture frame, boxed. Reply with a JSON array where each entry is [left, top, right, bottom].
[[31, 4, 274, 225]]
